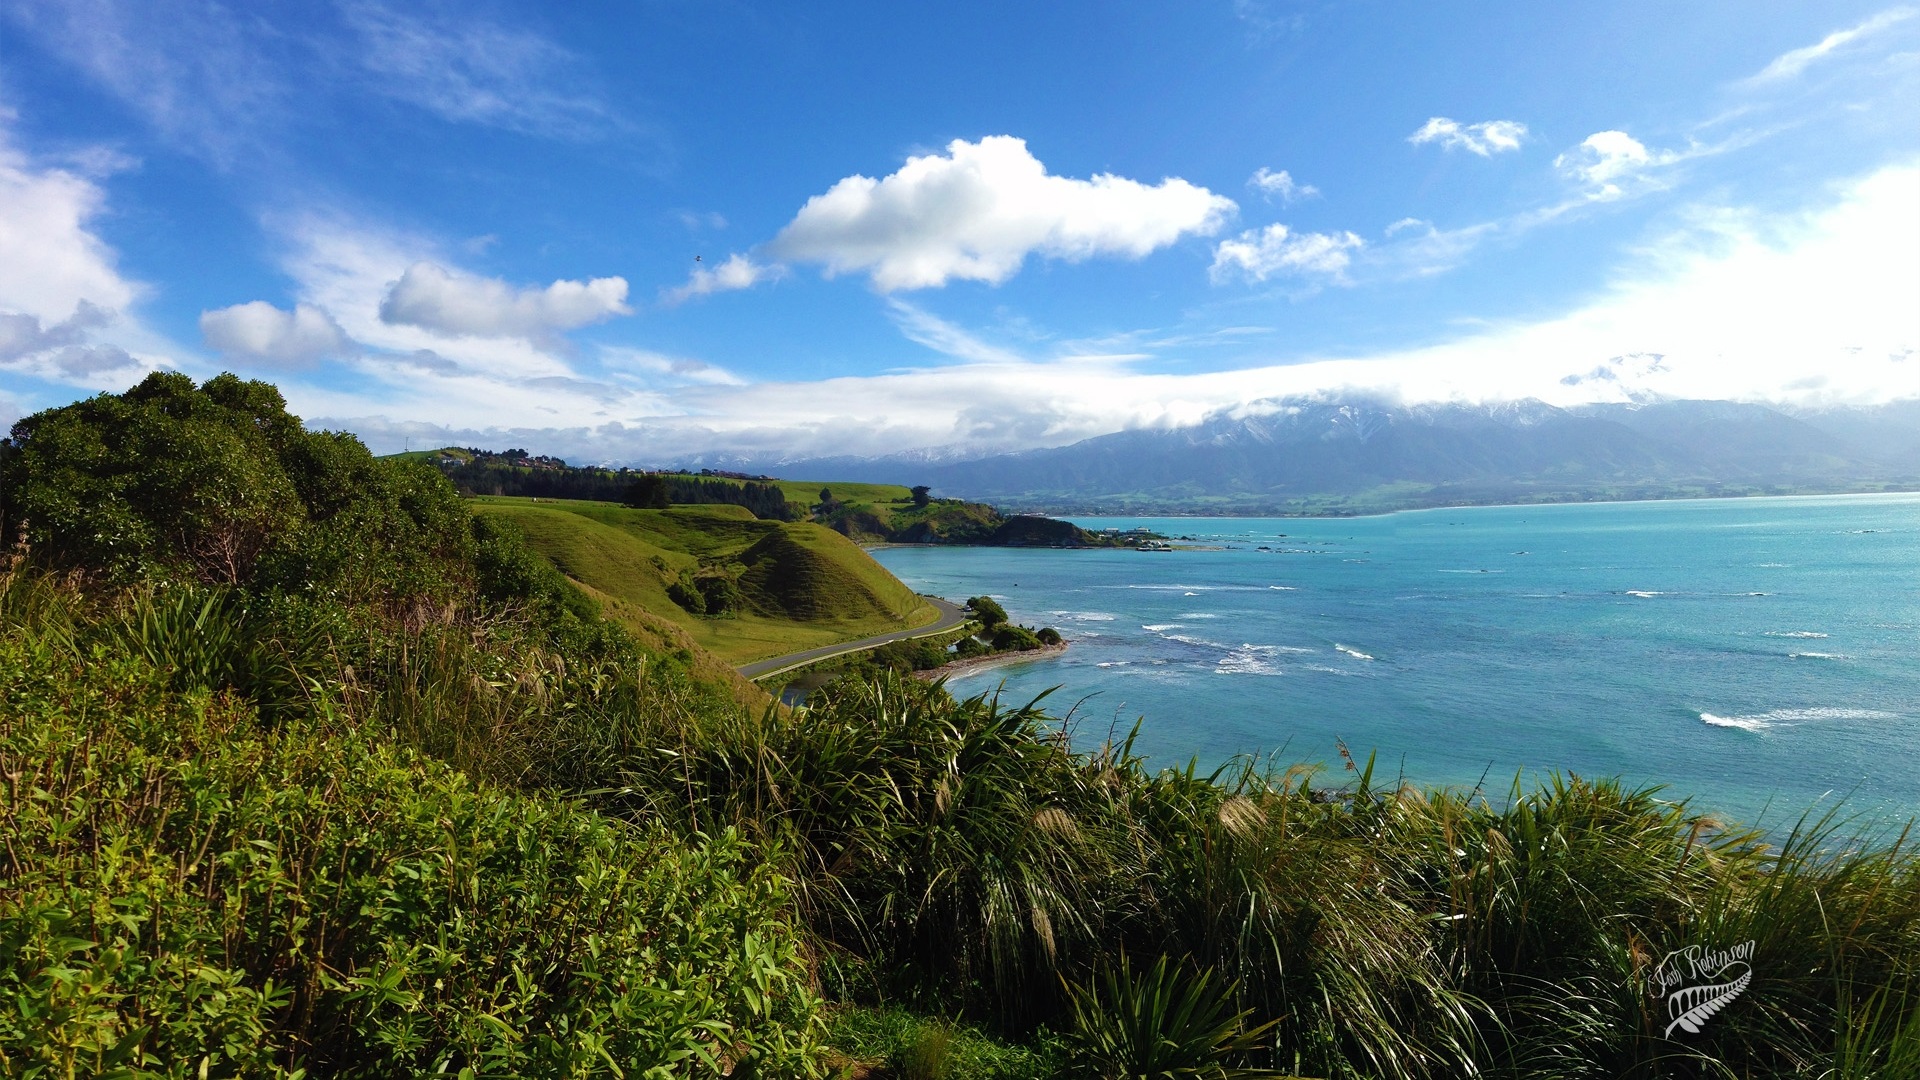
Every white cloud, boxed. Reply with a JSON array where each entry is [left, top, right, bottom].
[[1409, 117, 1529, 156], [1744, 8, 1917, 84], [312, 161, 1919, 462], [2, 0, 285, 164], [1249, 167, 1318, 203], [767, 136, 1235, 291], [1554, 131, 1681, 199], [1210, 224, 1364, 285], [200, 301, 351, 365], [378, 262, 632, 338], [0, 115, 171, 390], [661, 254, 781, 305], [341, 2, 614, 138], [0, 133, 140, 325], [886, 300, 1029, 365], [600, 347, 745, 386]]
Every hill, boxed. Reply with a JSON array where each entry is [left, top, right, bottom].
[[472, 497, 940, 664], [756, 396, 1920, 514]]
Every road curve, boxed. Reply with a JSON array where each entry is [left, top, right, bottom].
[[736, 595, 971, 681]]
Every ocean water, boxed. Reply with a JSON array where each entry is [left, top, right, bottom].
[[869, 494, 1920, 830]]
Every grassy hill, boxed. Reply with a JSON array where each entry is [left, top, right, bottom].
[[473, 497, 939, 664]]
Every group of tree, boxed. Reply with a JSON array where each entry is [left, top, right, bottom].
[[621, 473, 795, 519], [426, 449, 798, 520]]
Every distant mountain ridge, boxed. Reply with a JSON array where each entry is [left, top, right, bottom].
[[723, 397, 1920, 514]]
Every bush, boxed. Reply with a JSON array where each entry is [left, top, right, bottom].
[[0, 639, 824, 1078], [965, 596, 1007, 629], [989, 624, 1042, 651], [1036, 627, 1063, 646]]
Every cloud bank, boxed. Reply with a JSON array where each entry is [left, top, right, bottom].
[[768, 136, 1235, 290]]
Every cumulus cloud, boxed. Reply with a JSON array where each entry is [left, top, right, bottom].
[[378, 262, 632, 338], [661, 254, 781, 305], [1210, 224, 1365, 285], [0, 135, 140, 325], [767, 136, 1235, 291], [1744, 8, 1916, 84], [1409, 117, 1528, 155], [1249, 167, 1317, 203], [1554, 131, 1681, 198], [200, 301, 351, 365]]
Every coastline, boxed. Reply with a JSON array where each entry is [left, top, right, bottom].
[[915, 642, 1068, 682]]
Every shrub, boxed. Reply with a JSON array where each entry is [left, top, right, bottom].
[[989, 624, 1042, 651], [0, 639, 825, 1078], [965, 596, 1007, 629]]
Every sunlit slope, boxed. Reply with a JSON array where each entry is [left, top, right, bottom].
[[473, 497, 938, 664]]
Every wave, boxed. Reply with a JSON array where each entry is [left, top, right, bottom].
[[1216, 645, 1284, 676], [1765, 631, 1827, 638], [1165, 633, 1229, 649], [1756, 563, 1789, 568], [1703, 707, 1897, 732], [1179, 612, 1220, 619], [1141, 623, 1186, 633], [1790, 652, 1848, 660], [1624, 590, 1666, 598], [1269, 585, 1298, 590], [1334, 644, 1375, 661], [1048, 611, 1116, 622]]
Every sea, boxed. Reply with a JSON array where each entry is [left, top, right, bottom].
[[868, 493, 1920, 831]]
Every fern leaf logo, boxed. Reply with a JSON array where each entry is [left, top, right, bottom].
[[1652, 940, 1756, 1037], [1664, 964, 1751, 1036]]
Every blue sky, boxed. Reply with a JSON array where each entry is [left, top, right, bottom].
[[1, 1, 1916, 462]]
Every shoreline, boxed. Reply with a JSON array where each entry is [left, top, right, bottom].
[[915, 642, 1069, 681]]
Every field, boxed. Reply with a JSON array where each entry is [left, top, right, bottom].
[[473, 497, 939, 664]]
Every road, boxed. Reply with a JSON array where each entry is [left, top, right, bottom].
[[736, 595, 971, 681]]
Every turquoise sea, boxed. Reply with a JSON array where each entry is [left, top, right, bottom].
[[869, 494, 1920, 830]]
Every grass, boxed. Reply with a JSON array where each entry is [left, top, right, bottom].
[[473, 497, 939, 664]]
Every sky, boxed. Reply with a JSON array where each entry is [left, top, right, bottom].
[[0, 1, 1916, 463]]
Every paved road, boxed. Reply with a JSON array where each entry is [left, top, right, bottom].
[[736, 595, 971, 681]]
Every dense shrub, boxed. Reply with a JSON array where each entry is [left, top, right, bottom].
[[0, 637, 823, 1078]]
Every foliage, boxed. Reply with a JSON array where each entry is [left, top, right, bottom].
[[989, 624, 1042, 651], [966, 596, 1008, 629], [1063, 954, 1287, 1080], [624, 474, 672, 509], [1, 373, 475, 603], [0, 631, 822, 1079], [433, 452, 800, 520], [823, 1006, 1066, 1080]]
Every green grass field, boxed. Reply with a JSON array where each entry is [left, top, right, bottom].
[[473, 497, 938, 664]]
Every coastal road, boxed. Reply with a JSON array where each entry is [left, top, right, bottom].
[[736, 595, 971, 681]]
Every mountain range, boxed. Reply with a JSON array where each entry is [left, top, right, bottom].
[[709, 397, 1920, 514]]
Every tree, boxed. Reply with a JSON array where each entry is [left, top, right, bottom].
[[966, 595, 1007, 629], [911, 485, 931, 508], [624, 474, 672, 509], [1, 371, 473, 598], [818, 487, 834, 506]]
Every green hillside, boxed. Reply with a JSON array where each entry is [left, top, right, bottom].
[[473, 497, 939, 664]]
